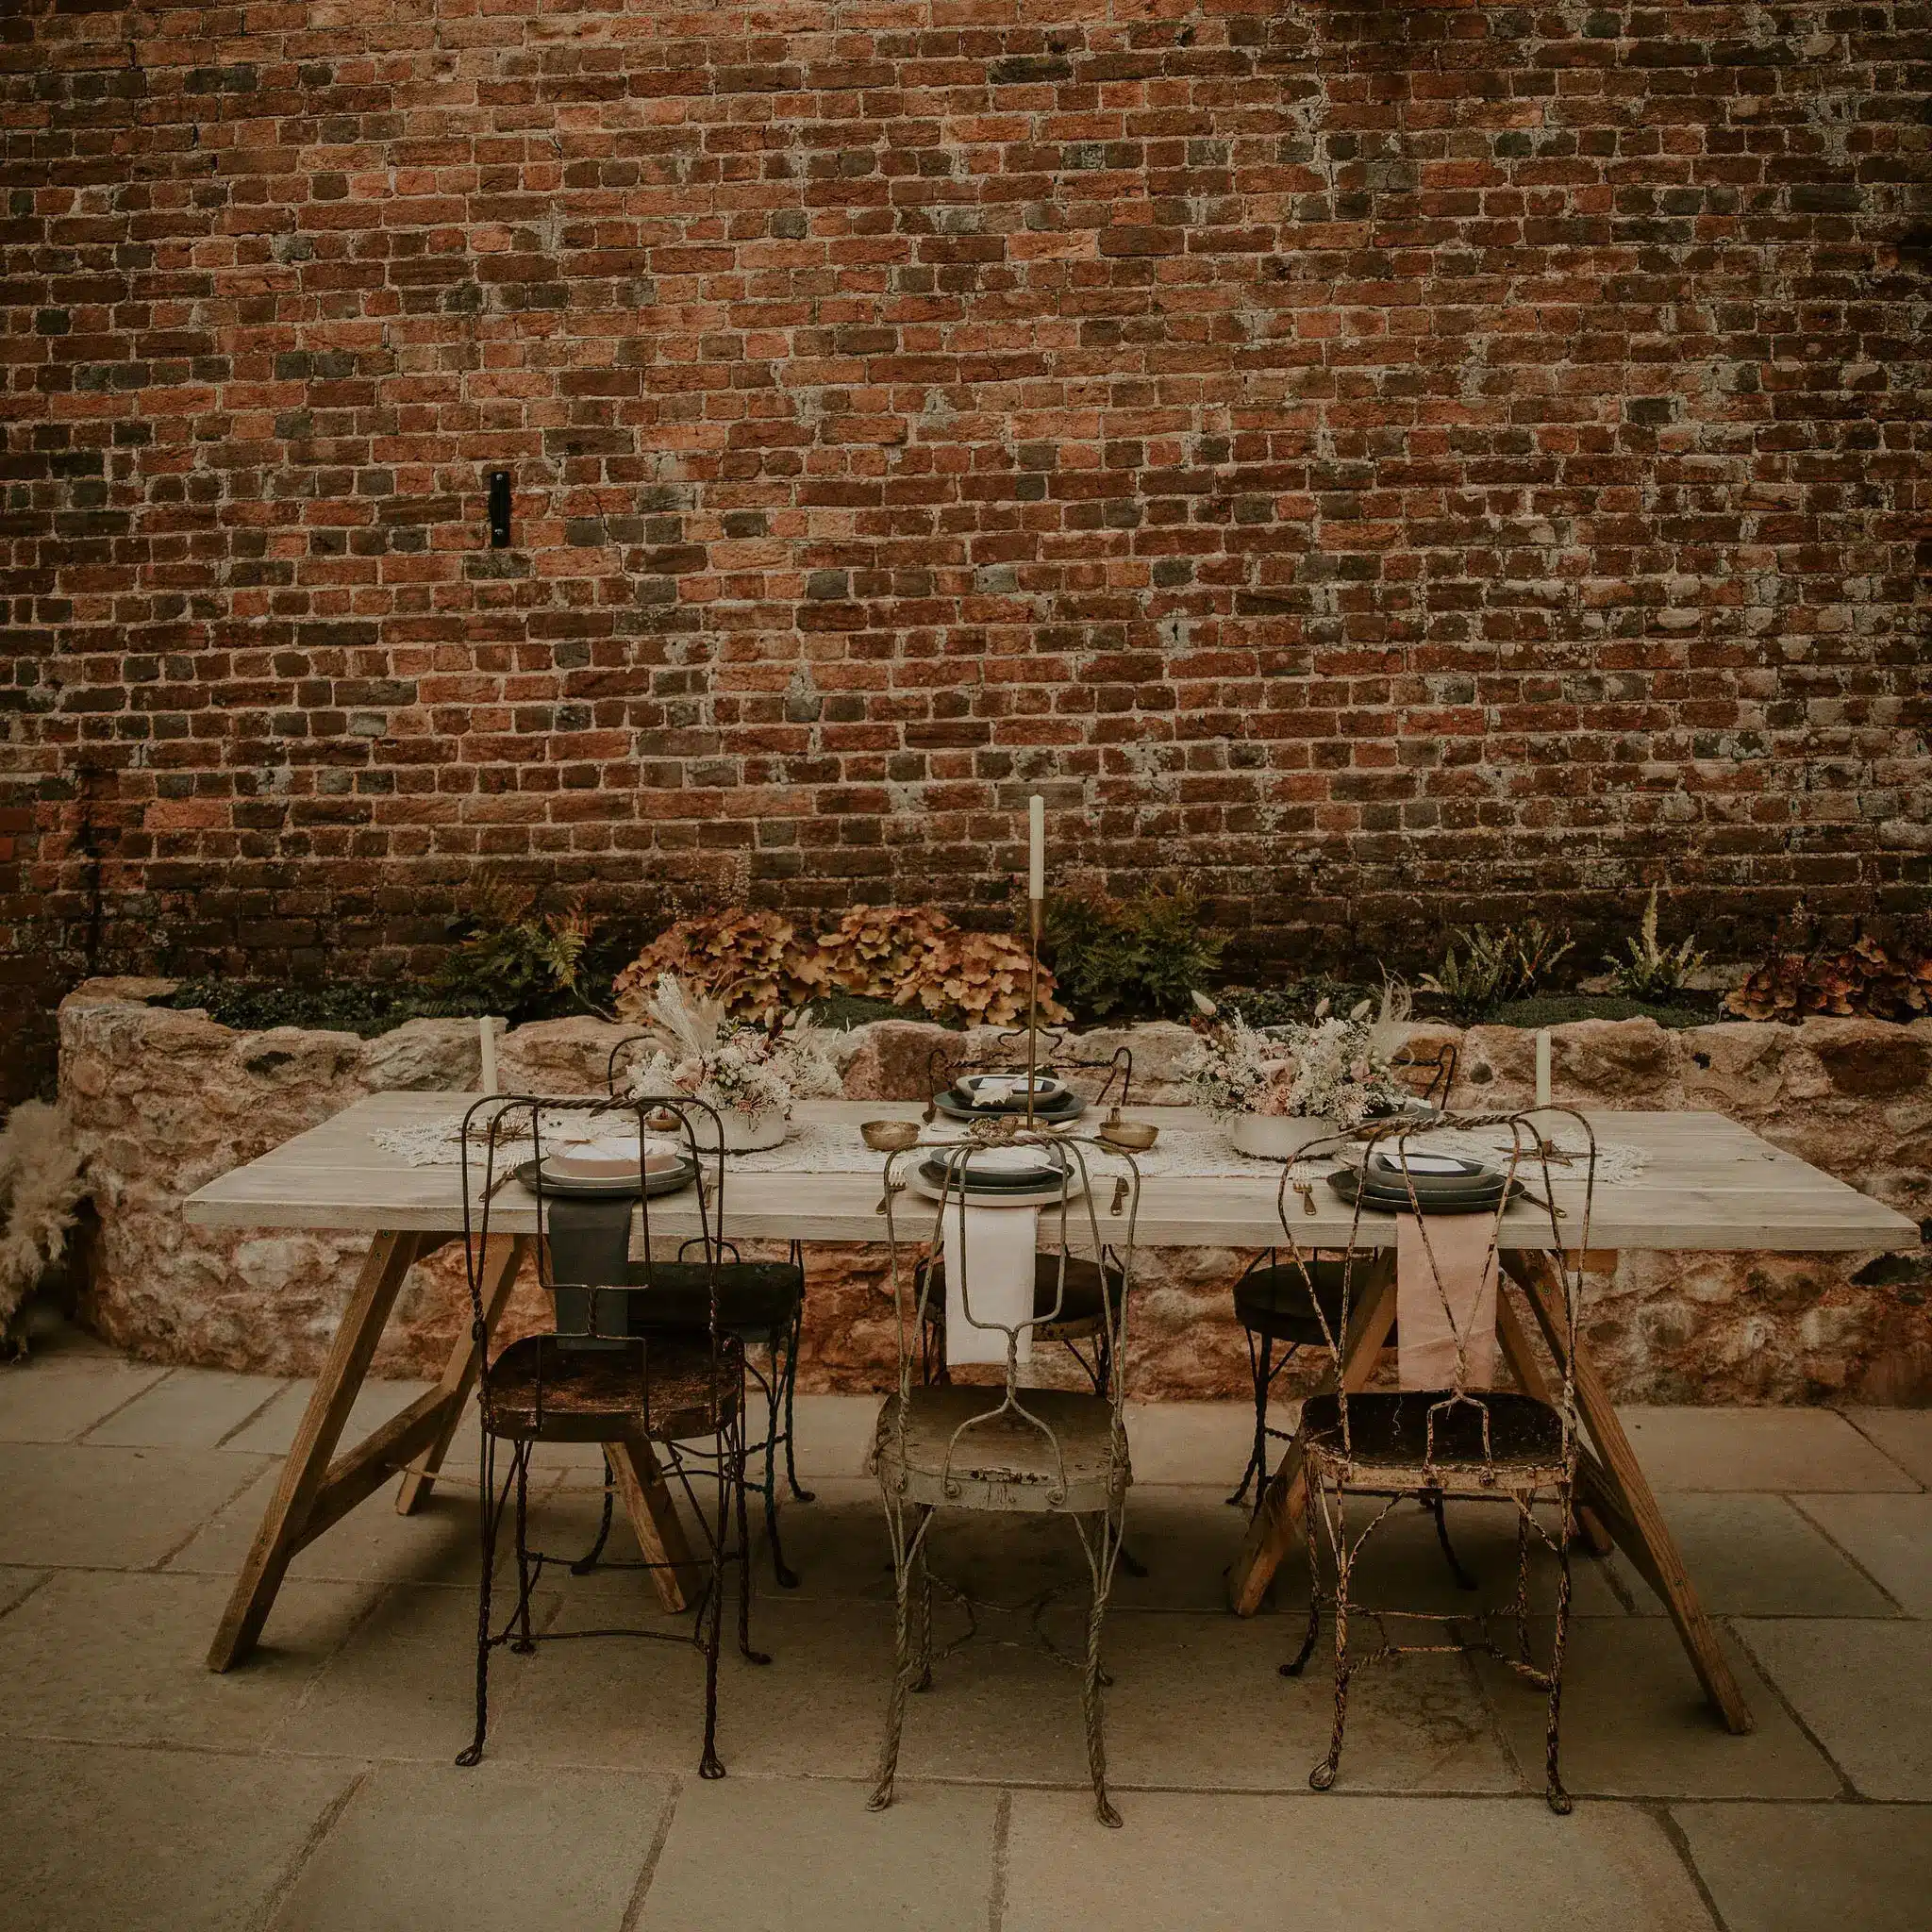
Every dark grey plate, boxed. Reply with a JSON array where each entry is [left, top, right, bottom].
[[1328, 1169, 1515, 1215], [931, 1088, 1087, 1124]]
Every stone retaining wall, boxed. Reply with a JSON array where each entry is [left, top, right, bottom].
[[56, 983, 1932, 1405]]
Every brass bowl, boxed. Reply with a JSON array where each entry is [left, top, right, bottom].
[[1098, 1118, 1158, 1152], [861, 1119, 921, 1153]]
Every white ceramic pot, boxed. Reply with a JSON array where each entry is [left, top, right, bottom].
[[679, 1107, 791, 1154], [1227, 1113, 1337, 1159]]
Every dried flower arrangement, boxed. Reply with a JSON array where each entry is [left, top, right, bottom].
[[0, 1101, 86, 1353], [617, 975, 841, 1131], [1186, 987, 1411, 1126]]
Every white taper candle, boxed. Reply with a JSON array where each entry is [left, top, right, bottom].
[[479, 1015, 498, 1095], [1535, 1028, 1552, 1108], [1027, 793, 1044, 900]]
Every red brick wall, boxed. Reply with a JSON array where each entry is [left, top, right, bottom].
[[4, 0, 1928, 1100]]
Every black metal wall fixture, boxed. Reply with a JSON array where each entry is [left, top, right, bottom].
[[488, 472, 511, 548]]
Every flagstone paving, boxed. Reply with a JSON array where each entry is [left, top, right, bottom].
[[1, 1341, 1926, 1929]]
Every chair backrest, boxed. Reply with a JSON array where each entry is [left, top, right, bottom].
[[1391, 1039, 1458, 1106], [923, 1028, 1133, 1117], [458, 1093, 732, 1386], [1272, 1108, 1596, 1468], [879, 1124, 1138, 1506]]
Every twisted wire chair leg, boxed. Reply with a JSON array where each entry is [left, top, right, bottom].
[[456, 1435, 503, 1769], [736, 1419, 773, 1666], [1227, 1329, 1272, 1508], [570, 1458, 616, 1575], [911, 1526, 935, 1693], [1310, 1487, 1350, 1792], [1545, 1489, 1576, 1815], [1281, 1466, 1323, 1678], [698, 1438, 728, 1781], [781, 1303, 814, 1504], [759, 1350, 799, 1590], [1431, 1491, 1477, 1591], [1081, 1507, 1124, 1828], [510, 1444, 536, 1654], [870, 1500, 915, 1812]]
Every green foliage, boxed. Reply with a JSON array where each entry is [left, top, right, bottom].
[[158, 979, 480, 1037], [1419, 920, 1575, 1023], [1605, 886, 1708, 1002], [1044, 888, 1226, 1021], [1213, 978, 1380, 1028], [431, 882, 611, 1021]]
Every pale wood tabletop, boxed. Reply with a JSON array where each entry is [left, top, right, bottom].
[[185, 1091, 1921, 1255]]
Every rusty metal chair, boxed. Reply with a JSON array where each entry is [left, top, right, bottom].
[[599, 1036, 813, 1587], [1224, 1038, 1463, 1509], [454, 1094, 768, 1780], [913, 1033, 1133, 1396], [1274, 1108, 1595, 1813], [871, 1122, 1138, 1826]]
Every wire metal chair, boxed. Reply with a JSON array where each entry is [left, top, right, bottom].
[[1224, 1039, 1461, 1511], [1274, 1107, 1595, 1813], [453, 1093, 769, 1780], [912, 1032, 1134, 1395], [871, 1119, 1138, 1826], [600, 1035, 813, 1586]]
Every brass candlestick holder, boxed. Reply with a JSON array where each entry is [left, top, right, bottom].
[[1025, 895, 1041, 1128]]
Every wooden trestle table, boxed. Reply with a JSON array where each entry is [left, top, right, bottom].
[[188, 1093, 1918, 1730]]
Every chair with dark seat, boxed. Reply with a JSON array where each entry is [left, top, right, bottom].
[[1224, 1036, 1462, 1511], [1274, 1108, 1597, 1813], [598, 1037, 812, 1587], [454, 1094, 768, 1780]]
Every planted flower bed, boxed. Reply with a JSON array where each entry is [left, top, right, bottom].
[[55, 980, 1932, 1405]]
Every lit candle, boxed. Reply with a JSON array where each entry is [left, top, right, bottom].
[[1535, 1028, 1552, 1108], [1027, 793, 1044, 900], [479, 1015, 498, 1095]]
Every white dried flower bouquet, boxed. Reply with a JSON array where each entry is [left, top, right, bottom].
[[1186, 985, 1411, 1128], [622, 974, 841, 1126]]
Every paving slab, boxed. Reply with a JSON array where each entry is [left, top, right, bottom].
[[1740, 1618, 1932, 1799], [784, 1392, 883, 1481], [1840, 1408, 1932, 1487], [0, 1568, 45, 1620], [0, 1357, 170, 1442], [1122, 1399, 1265, 1486], [0, 1570, 373, 1749], [272, 1760, 669, 1932], [225, 1376, 433, 1457], [1003, 1790, 1714, 1930], [1614, 1493, 1898, 1618], [0, 1442, 271, 1569], [86, 1368, 288, 1449], [487, 1592, 890, 1778], [1792, 1492, 1932, 1615], [269, 1581, 558, 1764], [635, 1776, 998, 1932], [1474, 1617, 1840, 1798], [1617, 1407, 1918, 1492], [167, 1457, 533, 1591], [0, 1739, 357, 1932], [1672, 1800, 1932, 1932]]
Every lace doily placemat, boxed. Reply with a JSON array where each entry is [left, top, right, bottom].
[[368, 1111, 1644, 1187]]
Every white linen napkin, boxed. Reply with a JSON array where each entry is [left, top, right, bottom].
[[941, 1197, 1038, 1368]]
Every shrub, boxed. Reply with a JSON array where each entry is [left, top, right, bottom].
[[815, 905, 959, 1000], [1725, 936, 1932, 1024], [613, 909, 827, 1023], [1605, 886, 1708, 1002], [432, 881, 608, 1020], [1044, 889, 1226, 1022], [907, 926, 1068, 1028], [1420, 920, 1574, 1023]]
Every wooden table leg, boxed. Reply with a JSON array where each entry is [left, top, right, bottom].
[[1502, 1250, 1756, 1735], [1494, 1286, 1614, 1557], [1227, 1255, 1396, 1617], [395, 1233, 527, 1516], [608, 1431, 703, 1610], [208, 1230, 428, 1671]]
